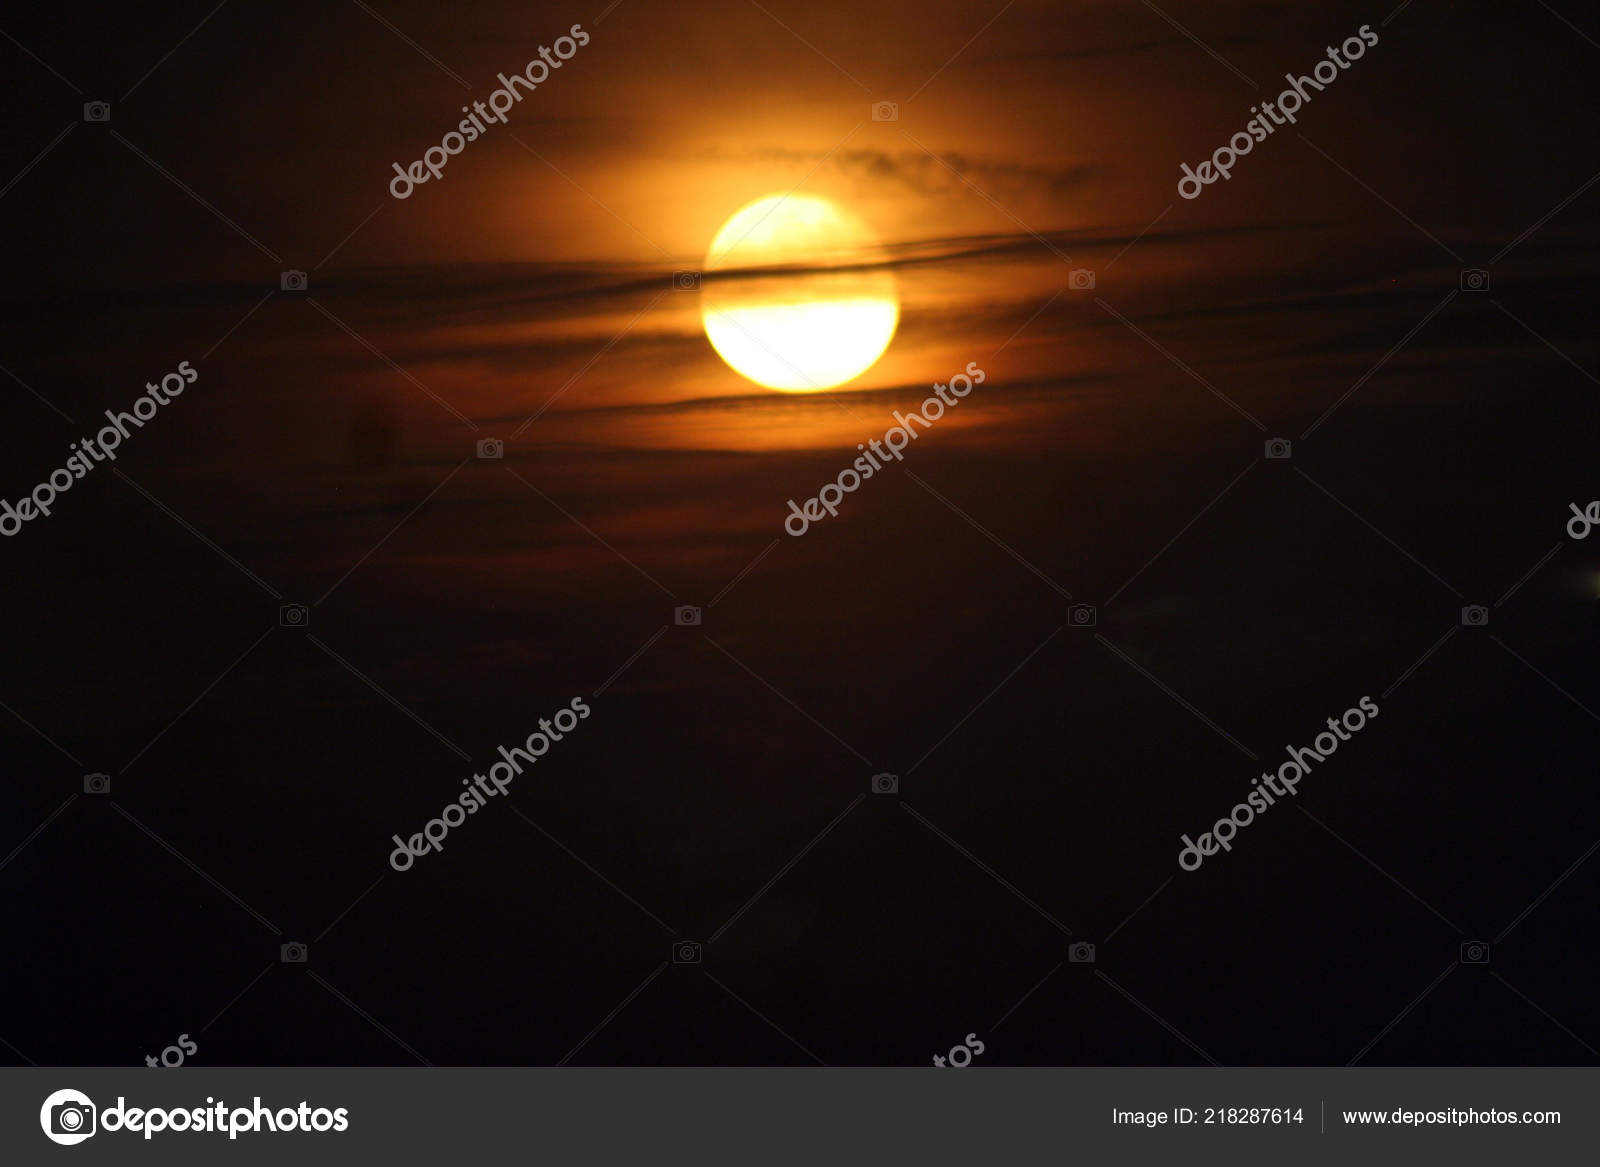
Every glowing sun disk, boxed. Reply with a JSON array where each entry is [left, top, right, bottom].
[[701, 194, 899, 392]]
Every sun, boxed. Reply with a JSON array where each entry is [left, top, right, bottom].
[[700, 194, 899, 392]]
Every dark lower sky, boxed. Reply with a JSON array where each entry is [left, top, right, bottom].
[[2, 0, 1599, 1067]]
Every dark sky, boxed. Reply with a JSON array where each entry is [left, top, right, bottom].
[[2, 1, 1599, 1068]]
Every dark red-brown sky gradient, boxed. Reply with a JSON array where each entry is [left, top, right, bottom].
[[3, 1, 1599, 1068]]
